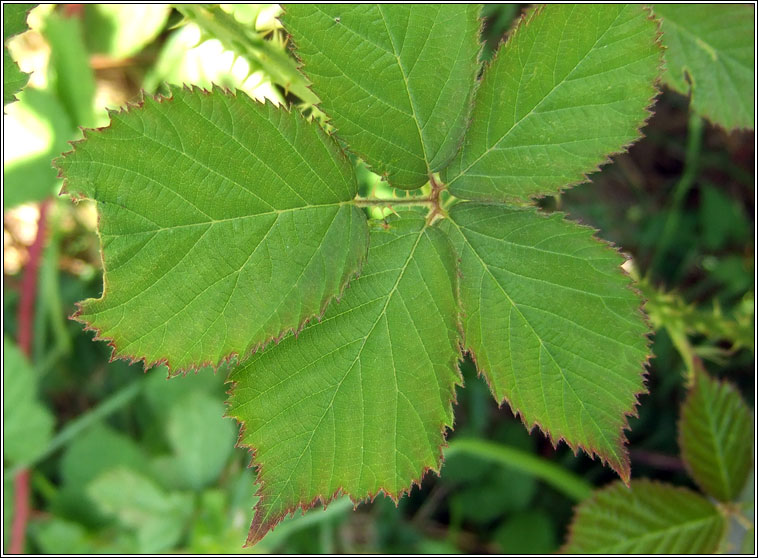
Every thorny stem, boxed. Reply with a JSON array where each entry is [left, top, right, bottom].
[[425, 174, 447, 226], [9, 199, 51, 555], [352, 174, 449, 225]]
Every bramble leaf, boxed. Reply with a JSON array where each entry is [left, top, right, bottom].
[[562, 480, 726, 553], [654, 4, 754, 130], [3, 3, 35, 107], [228, 213, 462, 544], [679, 370, 753, 502], [443, 4, 662, 202], [55, 85, 368, 372], [441, 203, 649, 479], [282, 4, 482, 189]]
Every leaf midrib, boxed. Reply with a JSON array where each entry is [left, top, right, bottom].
[[377, 4, 432, 175], [699, 383, 732, 498], [258, 225, 429, 521], [594, 508, 722, 552]]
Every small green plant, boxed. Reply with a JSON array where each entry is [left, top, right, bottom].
[[10, 3, 743, 548], [562, 367, 753, 554]]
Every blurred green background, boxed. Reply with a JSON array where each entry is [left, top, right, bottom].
[[3, 4, 754, 554]]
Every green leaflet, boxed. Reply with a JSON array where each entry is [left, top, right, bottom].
[[441, 203, 649, 479], [3, 3, 35, 107], [654, 4, 754, 131], [227, 213, 462, 544], [562, 480, 726, 553], [282, 4, 482, 189], [443, 4, 661, 202], [679, 370, 753, 502], [55, 85, 368, 371]]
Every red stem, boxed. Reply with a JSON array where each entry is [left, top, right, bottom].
[[9, 199, 51, 555]]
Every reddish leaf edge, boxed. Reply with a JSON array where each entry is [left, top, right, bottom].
[[228, 335, 466, 547], [226, 222, 466, 546], [52, 83, 370, 377], [453, 207, 654, 484]]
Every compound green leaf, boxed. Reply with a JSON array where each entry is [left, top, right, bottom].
[[654, 4, 754, 130], [679, 370, 753, 502], [55, 85, 368, 372], [227, 213, 462, 544], [443, 4, 661, 202], [3, 4, 35, 107], [562, 480, 726, 553], [3, 336, 54, 465], [442, 203, 649, 479], [282, 4, 482, 189]]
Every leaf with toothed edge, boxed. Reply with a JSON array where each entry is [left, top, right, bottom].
[[442, 4, 662, 203], [3, 4, 36, 107], [679, 369, 753, 502], [54, 2, 667, 547], [227, 213, 462, 545], [281, 4, 483, 190], [54, 84, 369, 373], [440, 203, 650, 480], [561, 480, 727, 554]]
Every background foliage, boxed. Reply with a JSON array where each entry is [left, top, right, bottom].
[[3, 4, 754, 554]]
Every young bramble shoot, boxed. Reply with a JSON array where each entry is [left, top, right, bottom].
[[55, 4, 662, 544]]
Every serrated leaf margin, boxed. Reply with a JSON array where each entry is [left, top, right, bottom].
[[53, 83, 369, 375]]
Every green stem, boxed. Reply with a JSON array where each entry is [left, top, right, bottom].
[[444, 438, 593, 502], [35, 200, 71, 373], [352, 196, 435, 208], [649, 112, 703, 274], [4, 380, 143, 479]]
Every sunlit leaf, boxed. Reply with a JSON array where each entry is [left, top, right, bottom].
[[3, 3, 35, 106], [83, 4, 170, 59]]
